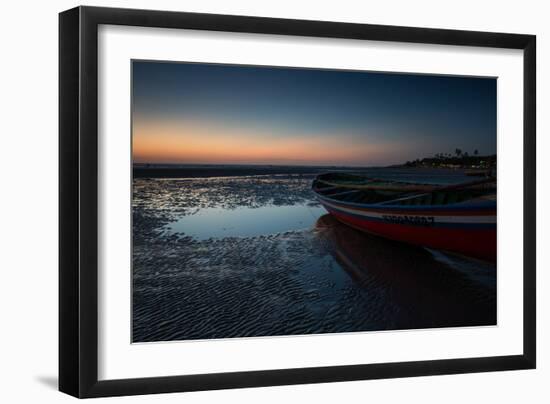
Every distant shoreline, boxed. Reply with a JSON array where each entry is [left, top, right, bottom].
[[133, 165, 361, 178], [132, 164, 474, 179]]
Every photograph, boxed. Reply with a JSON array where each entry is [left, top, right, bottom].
[[131, 60, 497, 343]]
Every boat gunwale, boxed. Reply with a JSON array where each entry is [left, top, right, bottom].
[[313, 188, 496, 212]]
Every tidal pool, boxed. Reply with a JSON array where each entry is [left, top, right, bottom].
[[164, 204, 325, 240]]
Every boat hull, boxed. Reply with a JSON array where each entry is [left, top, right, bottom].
[[318, 197, 496, 262]]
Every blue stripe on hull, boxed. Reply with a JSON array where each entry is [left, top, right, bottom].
[[315, 193, 496, 213]]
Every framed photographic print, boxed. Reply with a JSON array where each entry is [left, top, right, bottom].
[[59, 6, 536, 398]]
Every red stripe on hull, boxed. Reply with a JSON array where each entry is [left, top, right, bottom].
[[327, 209, 496, 262]]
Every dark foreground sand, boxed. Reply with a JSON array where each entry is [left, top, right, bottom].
[[132, 175, 496, 342]]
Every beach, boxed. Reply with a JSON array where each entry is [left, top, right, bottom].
[[132, 167, 496, 342]]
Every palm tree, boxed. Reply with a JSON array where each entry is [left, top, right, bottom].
[[455, 148, 462, 158], [474, 149, 479, 156]]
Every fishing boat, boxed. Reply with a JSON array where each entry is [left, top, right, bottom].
[[312, 173, 496, 262]]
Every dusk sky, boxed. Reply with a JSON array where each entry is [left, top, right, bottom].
[[132, 61, 496, 167]]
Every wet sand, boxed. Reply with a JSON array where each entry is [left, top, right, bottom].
[[132, 173, 496, 342]]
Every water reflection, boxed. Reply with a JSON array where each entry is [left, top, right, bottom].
[[315, 214, 496, 327], [165, 204, 325, 240]]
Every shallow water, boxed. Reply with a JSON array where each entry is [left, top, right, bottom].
[[164, 204, 325, 240], [132, 170, 496, 343]]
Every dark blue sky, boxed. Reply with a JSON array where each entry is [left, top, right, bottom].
[[132, 61, 496, 166]]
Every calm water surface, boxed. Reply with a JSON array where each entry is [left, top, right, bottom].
[[165, 204, 325, 239]]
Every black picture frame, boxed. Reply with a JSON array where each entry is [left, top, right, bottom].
[[59, 5, 536, 398]]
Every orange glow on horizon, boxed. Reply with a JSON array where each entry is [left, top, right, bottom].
[[132, 119, 394, 166]]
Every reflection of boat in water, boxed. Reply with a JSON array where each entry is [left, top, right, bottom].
[[312, 172, 496, 262], [315, 214, 496, 328]]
